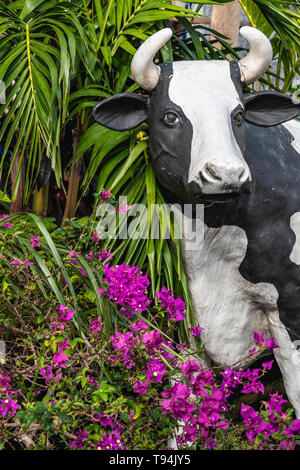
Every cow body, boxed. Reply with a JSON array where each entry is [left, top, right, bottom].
[[93, 27, 300, 417], [179, 119, 300, 416]]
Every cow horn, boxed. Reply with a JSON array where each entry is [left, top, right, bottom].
[[238, 26, 273, 85], [131, 28, 173, 91]]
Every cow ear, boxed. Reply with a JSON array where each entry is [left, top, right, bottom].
[[243, 91, 300, 127], [93, 93, 148, 131]]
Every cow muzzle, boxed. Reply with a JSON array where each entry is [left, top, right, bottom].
[[197, 160, 251, 194]]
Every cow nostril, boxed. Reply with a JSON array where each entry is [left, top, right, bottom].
[[200, 164, 222, 183], [239, 167, 250, 183]]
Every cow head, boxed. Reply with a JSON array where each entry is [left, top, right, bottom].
[[93, 27, 300, 203]]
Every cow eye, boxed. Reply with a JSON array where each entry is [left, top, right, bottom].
[[163, 112, 179, 126], [233, 111, 244, 126]]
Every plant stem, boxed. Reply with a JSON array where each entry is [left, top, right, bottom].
[[61, 117, 82, 227], [32, 182, 49, 218], [10, 148, 25, 213]]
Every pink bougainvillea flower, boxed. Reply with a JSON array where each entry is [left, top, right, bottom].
[[57, 339, 70, 352], [160, 382, 196, 423], [53, 351, 68, 368], [0, 372, 11, 393], [278, 441, 295, 450], [10, 259, 22, 268], [115, 201, 133, 215], [97, 287, 108, 296], [253, 332, 279, 350], [155, 286, 172, 307], [56, 305, 75, 329], [86, 250, 94, 260], [79, 267, 88, 277], [10, 259, 34, 269], [100, 190, 111, 201], [1, 215, 13, 227], [67, 250, 81, 264], [286, 419, 300, 436], [129, 319, 148, 333], [156, 286, 186, 322], [70, 430, 89, 449], [103, 263, 151, 315], [91, 413, 123, 431], [180, 360, 202, 380], [96, 430, 125, 450], [0, 397, 20, 417], [40, 366, 54, 384], [133, 379, 149, 394], [262, 360, 274, 371], [146, 359, 167, 383], [267, 391, 287, 415], [91, 231, 100, 243], [265, 338, 279, 350], [95, 249, 112, 261], [191, 324, 204, 337], [40, 365, 62, 384], [90, 317, 103, 333], [87, 376, 99, 387], [176, 342, 187, 352], [253, 332, 265, 346], [30, 235, 40, 248]]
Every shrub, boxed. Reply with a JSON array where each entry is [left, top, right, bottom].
[[1, 211, 300, 450]]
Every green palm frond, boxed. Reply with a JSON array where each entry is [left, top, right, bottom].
[[0, 1, 83, 202], [239, 0, 300, 91]]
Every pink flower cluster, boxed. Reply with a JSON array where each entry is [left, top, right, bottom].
[[40, 305, 75, 383], [70, 413, 126, 450], [0, 214, 13, 228], [53, 339, 70, 369], [10, 259, 34, 269], [93, 413, 125, 450], [70, 430, 89, 449], [102, 263, 151, 318], [90, 317, 103, 333], [110, 330, 141, 369], [241, 392, 300, 448], [106, 309, 299, 450], [0, 370, 20, 418], [155, 286, 186, 321], [96, 429, 125, 450], [56, 304, 75, 330], [109, 320, 174, 392], [39, 365, 62, 384], [30, 235, 40, 248], [100, 190, 111, 201], [67, 250, 81, 264], [252, 332, 279, 352]]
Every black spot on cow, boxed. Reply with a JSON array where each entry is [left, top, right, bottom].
[[204, 121, 300, 342]]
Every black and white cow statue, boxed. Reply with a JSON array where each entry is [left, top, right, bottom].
[[93, 27, 300, 417]]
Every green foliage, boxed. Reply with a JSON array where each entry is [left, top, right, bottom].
[[1, 214, 300, 451], [0, 0, 299, 340], [238, 0, 300, 93]]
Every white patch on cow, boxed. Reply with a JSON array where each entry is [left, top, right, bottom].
[[267, 310, 300, 418], [174, 206, 300, 418], [168, 61, 251, 192], [283, 119, 300, 154], [180, 219, 278, 368], [290, 212, 300, 265]]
